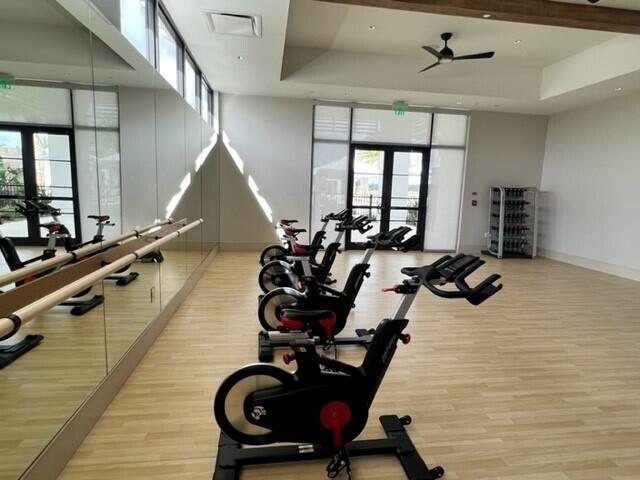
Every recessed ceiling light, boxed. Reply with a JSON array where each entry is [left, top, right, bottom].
[[63, 73, 70, 77], [368, 25, 376, 31], [483, 13, 492, 18], [615, 87, 623, 92], [456, 101, 463, 105], [236, 55, 244, 60], [513, 39, 522, 45]]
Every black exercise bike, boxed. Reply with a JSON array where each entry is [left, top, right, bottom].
[[257, 214, 372, 294], [259, 209, 351, 266], [256, 226, 418, 361], [213, 253, 502, 480]]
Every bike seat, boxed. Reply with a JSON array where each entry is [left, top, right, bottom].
[[279, 219, 298, 226], [286, 228, 306, 234], [281, 309, 337, 338], [88, 215, 110, 222], [39, 222, 66, 233]]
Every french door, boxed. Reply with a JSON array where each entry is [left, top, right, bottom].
[[0, 125, 81, 245], [346, 144, 429, 250]]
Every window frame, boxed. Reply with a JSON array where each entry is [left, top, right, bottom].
[[119, 0, 216, 122], [0, 123, 82, 245]]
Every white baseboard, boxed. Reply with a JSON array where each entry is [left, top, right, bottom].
[[539, 248, 640, 282]]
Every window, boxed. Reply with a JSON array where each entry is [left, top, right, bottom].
[[158, 12, 180, 91], [184, 55, 198, 110], [120, 0, 150, 60], [201, 78, 210, 123], [352, 109, 431, 145]]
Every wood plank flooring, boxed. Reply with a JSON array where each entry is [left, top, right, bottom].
[[57, 251, 640, 480]]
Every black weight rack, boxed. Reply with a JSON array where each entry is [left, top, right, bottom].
[[484, 186, 538, 259]]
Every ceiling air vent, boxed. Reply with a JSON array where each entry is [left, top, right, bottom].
[[205, 12, 262, 38]]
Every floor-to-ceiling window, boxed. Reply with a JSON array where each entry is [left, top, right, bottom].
[[310, 103, 469, 251]]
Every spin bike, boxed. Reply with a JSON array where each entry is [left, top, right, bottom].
[[257, 214, 372, 294], [0, 211, 103, 315], [259, 209, 351, 266], [213, 253, 502, 480], [257, 225, 417, 361], [15, 199, 139, 286]]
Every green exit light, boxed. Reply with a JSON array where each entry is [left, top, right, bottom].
[[392, 101, 407, 116], [0, 74, 13, 90]]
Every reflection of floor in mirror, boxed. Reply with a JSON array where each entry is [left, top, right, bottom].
[[59, 251, 640, 480], [0, 246, 205, 480]]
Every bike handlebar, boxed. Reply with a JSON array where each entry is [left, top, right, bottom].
[[321, 208, 351, 223], [400, 254, 502, 305]]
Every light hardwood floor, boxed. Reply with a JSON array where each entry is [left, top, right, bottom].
[[57, 251, 640, 480], [0, 247, 206, 480]]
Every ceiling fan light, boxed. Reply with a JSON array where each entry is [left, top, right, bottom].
[[440, 58, 454, 64]]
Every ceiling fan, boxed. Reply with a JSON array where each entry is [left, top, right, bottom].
[[420, 32, 495, 73]]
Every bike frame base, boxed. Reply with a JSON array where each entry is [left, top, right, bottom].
[[258, 328, 374, 362], [61, 294, 104, 316], [0, 334, 44, 369], [213, 415, 444, 480]]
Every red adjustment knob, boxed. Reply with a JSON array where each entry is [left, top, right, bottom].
[[283, 352, 295, 365], [381, 286, 397, 292], [320, 401, 352, 449], [400, 333, 411, 345]]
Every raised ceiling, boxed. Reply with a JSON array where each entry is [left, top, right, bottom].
[[285, 2, 614, 66], [8, 0, 638, 116]]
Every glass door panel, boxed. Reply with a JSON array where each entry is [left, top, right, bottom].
[[389, 150, 424, 234], [0, 130, 28, 237], [32, 131, 79, 240], [348, 146, 427, 249]]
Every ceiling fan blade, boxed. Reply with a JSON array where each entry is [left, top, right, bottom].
[[418, 61, 440, 73], [422, 46, 443, 59], [453, 51, 495, 61]]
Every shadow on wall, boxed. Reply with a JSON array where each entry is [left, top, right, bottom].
[[219, 131, 278, 250]]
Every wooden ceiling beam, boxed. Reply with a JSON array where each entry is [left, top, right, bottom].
[[316, 0, 640, 35]]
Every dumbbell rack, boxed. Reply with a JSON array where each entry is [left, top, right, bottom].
[[485, 186, 538, 259]]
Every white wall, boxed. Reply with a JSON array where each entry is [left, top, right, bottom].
[[540, 91, 640, 281], [459, 111, 549, 251], [219, 94, 313, 249], [215, 97, 549, 252]]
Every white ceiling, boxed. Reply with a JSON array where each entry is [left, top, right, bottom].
[[285, 1, 614, 67], [159, 0, 640, 115], [3, 0, 640, 116]]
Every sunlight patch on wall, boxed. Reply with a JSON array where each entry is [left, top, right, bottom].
[[195, 132, 218, 172], [165, 172, 191, 218], [248, 175, 273, 223], [222, 130, 244, 174]]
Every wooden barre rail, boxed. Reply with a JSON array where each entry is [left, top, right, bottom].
[[0, 219, 173, 289], [0, 219, 203, 341]]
